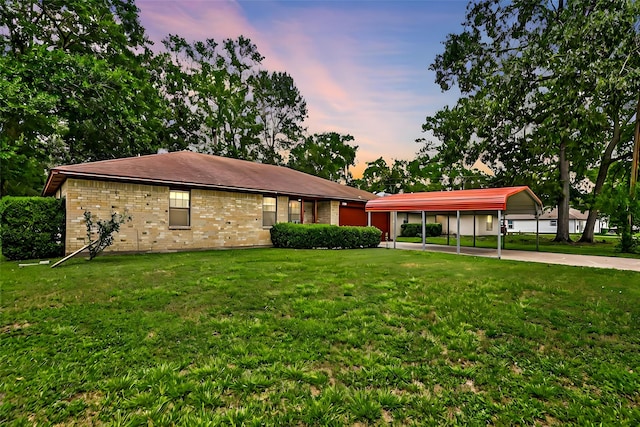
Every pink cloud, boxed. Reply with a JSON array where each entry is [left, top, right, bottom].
[[136, 1, 457, 169]]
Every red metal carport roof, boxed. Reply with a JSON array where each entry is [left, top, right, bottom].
[[365, 186, 542, 214]]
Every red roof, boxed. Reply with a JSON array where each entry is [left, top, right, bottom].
[[365, 186, 542, 214], [42, 151, 377, 202]]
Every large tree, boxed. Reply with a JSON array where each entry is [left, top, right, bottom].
[[288, 132, 357, 183], [425, 0, 640, 242], [0, 0, 167, 195], [161, 35, 264, 161], [353, 153, 484, 195], [253, 70, 308, 165]]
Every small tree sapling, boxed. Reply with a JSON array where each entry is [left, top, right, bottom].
[[84, 210, 132, 259]]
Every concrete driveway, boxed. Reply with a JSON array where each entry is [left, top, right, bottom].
[[381, 241, 640, 273]]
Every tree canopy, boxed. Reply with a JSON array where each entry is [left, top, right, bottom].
[[424, 0, 640, 243], [288, 132, 357, 183], [0, 0, 168, 195], [0, 2, 328, 196]]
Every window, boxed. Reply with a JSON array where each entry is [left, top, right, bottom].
[[263, 196, 277, 227], [169, 190, 190, 227], [486, 215, 493, 231], [507, 220, 514, 229], [550, 219, 557, 227], [288, 200, 301, 223]]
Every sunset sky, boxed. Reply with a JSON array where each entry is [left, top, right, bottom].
[[136, 0, 468, 174]]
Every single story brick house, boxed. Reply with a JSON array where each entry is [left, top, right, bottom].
[[43, 151, 389, 255]]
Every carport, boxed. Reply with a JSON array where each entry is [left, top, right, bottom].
[[365, 186, 543, 259]]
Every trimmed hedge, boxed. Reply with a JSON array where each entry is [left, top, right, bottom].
[[270, 223, 381, 249], [400, 222, 442, 238], [0, 197, 65, 261]]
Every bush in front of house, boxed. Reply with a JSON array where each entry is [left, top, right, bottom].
[[270, 223, 382, 249], [0, 196, 65, 260], [400, 222, 442, 238]]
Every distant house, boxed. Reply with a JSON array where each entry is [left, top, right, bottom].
[[43, 151, 389, 255], [506, 207, 607, 234], [394, 207, 607, 237]]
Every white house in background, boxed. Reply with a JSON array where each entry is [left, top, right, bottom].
[[505, 208, 607, 234], [396, 212, 502, 237], [396, 208, 607, 237]]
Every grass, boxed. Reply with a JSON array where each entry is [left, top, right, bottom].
[[2, 248, 639, 425], [396, 233, 640, 258]]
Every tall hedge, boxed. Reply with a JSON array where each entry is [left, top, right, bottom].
[[400, 222, 442, 238], [0, 197, 65, 260], [270, 223, 381, 249]]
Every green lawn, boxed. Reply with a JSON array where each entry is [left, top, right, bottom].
[[2, 248, 639, 425], [397, 233, 640, 258]]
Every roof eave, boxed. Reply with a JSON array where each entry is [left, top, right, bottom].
[[43, 171, 371, 203]]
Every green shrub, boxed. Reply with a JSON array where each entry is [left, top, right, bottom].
[[400, 222, 442, 238], [0, 196, 65, 260], [270, 223, 381, 249]]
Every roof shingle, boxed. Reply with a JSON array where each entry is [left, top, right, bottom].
[[43, 151, 376, 202]]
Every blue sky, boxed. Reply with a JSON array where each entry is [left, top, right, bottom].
[[137, 0, 468, 174]]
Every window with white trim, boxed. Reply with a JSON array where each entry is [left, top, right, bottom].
[[169, 190, 190, 227]]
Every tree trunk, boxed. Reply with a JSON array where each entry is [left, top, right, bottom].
[[554, 138, 571, 242], [579, 111, 622, 242], [631, 95, 640, 198]]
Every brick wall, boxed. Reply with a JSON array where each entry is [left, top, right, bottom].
[[61, 179, 273, 254], [317, 200, 339, 225]]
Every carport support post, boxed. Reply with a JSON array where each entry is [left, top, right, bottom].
[[421, 211, 426, 251], [536, 212, 540, 251], [456, 210, 461, 255], [473, 214, 476, 247], [497, 210, 502, 259], [447, 216, 450, 246], [367, 212, 371, 227], [393, 211, 397, 249]]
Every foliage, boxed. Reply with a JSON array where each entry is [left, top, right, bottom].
[[353, 154, 484, 194], [253, 70, 308, 165], [288, 132, 358, 183], [425, 0, 640, 243], [83, 211, 132, 260], [598, 179, 640, 253], [400, 222, 442, 238], [0, 196, 64, 260], [352, 157, 407, 194], [0, 0, 169, 196], [270, 223, 380, 249], [2, 249, 639, 424], [161, 35, 265, 161], [0, 2, 350, 196]]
